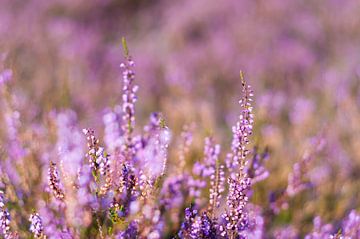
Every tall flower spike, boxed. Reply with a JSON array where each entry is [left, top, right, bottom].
[[48, 161, 65, 200], [222, 72, 254, 238], [29, 213, 45, 238], [229, 71, 254, 174], [120, 38, 138, 161]]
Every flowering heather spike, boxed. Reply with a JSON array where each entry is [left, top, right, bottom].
[[48, 161, 65, 200], [82, 128, 111, 178], [112, 163, 137, 217], [178, 205, 198, 238], [29, 213, 45, 238], [222, 177, 251, 238], [120, 44, 138, 161], [0, 191, 17, 239], [202, 137, 225, 218], [0, 190, 11, 238], [222, 74, 254, 238], [228, 71, 254, 173]]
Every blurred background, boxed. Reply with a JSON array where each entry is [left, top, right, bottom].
[[1, 0, 360, 236]]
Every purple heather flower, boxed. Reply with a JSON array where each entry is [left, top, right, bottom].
[[246, 147, 269, 184], [115, 220, 138, 239], [221, 176, 251, 238], [272, 226, 298, 239], [191, 212, 218, 239], [342, 210, 360, 238], [227, 72, 254, 175], [0, 69, 12, 86], [222, 73, 254, 238], [201, 137, 225, 217], [160, 174, 187, 211], [103, 106, 123, 153], [48, 161, 65, 200], [305, 216, 333, 239], [83, 128, 110, 175], [55, 110, 84, 180], [178, 124, 195, 172], [137, 113, 171, 178], [178, 206, 198, 238], [286, 137, 325, 197], [0, 191, 11, 238], [120, 51, 138, 161], [245, 204, 264, 239], [29, 213, 44, 238]]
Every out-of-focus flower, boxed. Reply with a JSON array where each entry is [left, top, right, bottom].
[[115, 220, 138, 239], [286, 137, 326, 197], [137, 112, 171, 178], [246, 147, 269, 184], [272, 226, 298, 239], [342, 210, 360, 238], [305, 216, 333, 239]]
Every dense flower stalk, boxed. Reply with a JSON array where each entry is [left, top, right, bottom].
[[0, 190, 17, 239], [0, 191, 12, 238], [178, 206, 198, 238], [120, 41, 138, 161], [201, 137, 225, 218], [29, 213, 45, 238], [222, 72, 254, 238], [83, 128, 111, 176], [48, 161, 65, 200]]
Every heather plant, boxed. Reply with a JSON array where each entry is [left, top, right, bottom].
[[1, 31, 360, 239]]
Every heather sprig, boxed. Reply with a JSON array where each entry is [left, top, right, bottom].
[[0, 191, 17, 239], [222, 72, 254, 238], [29, 212, 45, 239], [48, 161, 65, 201], [201, 137, 225, 218], [120, 38, 138, 162]]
